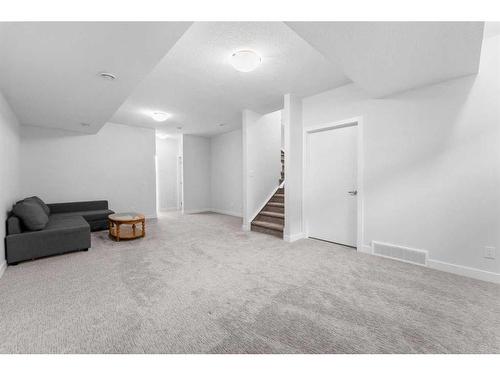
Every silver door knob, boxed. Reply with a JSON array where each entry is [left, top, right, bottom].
[[348, 190, 358, 196]]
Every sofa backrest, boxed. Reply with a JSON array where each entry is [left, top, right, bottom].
[[47, 200, 109, 214]]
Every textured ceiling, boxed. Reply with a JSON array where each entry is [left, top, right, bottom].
[[286, 22, 484, 97], [0, 22, 487, 136], [0, 22, 192, 133], [110, 22, 349, 136]]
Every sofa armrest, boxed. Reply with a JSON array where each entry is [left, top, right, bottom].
[[6, 214, 22, 235], [48, 200, 109, 213]]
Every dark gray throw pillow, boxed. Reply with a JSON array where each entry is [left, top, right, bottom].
[[24, 196, 50, 215], [12, 200, 49, 231]]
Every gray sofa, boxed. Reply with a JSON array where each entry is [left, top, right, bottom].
[[5, 200, 114, 265]]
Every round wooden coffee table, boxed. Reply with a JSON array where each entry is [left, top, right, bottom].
[[108, 212, 145, 241]]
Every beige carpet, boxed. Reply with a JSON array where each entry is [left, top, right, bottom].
[[0, 211, 498, 353]]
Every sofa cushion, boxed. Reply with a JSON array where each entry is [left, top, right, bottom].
[[12, 200, 49, 231], [51, 209, 114, 222], [25, 196, 50, 215], [45, 214, 89, 231]]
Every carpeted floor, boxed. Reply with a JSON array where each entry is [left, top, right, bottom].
[[0, 212, 499, 353]]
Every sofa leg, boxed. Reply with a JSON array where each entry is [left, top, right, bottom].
[[82, 248, 89, 252], [9, 262, 19, 266]]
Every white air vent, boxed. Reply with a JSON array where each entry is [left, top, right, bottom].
[[372, 241, 428, 266]]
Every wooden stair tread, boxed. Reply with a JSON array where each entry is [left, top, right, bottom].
[[260, 211, 284, 218], [251, 220, 284, 231], [267, 202, 284, 207]]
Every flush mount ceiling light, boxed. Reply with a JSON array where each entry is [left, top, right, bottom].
[[151, 111, 171, 122], [230, 50, 262, 72], [98, 72, 117, 80]]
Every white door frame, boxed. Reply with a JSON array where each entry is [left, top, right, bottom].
[[302, 116, 365, 251], [177, 155, 183, 210]]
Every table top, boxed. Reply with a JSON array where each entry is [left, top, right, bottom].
[[108, 212, 145, 222]]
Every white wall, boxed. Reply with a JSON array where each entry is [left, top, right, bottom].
[[242, 109, 282, 228], [182, 134, 211, 213], [20, 122, 157, 218], [210, 129, 242, 217], [0, 90, 20, 275], [302, 35, 500, 277], [156, 137, 180, 211]]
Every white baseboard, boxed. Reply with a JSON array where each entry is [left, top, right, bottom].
[[0, 260, 6, 280], [183, 208, 242, 217], [284, 232, 306, 242], [364, 241, 499, 284], [358, 245, 373, 254], [427, 259, 500, 284], [157, 207, 179, 212], [182, 208, 211, 214], [210, 208, 242, 218]]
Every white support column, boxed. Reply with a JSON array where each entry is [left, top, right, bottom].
[[241, 109, 259, 231], [283, 94, 304, 242]]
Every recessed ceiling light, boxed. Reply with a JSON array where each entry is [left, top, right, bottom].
[[80, 122, 91, 127], [98, 72, 117, 80], [219, 123, 225, 127], [151, 111, 171, 122], [176, 126, 183, 130], [230, 50, 262, 72]]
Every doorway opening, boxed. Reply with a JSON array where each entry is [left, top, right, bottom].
[[155, 133, 182, 216]]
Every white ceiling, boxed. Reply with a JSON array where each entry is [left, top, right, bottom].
[[110, 22, 350, 136], [286, 22, 484, 97], [0, 22, 487, 136], [0, 22, 192, 133]]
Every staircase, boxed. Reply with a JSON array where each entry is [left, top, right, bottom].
[[251, 150, 285, 238], [279, 149, 284, 184]]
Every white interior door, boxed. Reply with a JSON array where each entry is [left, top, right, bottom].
[[306, 124, 358, 247]]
